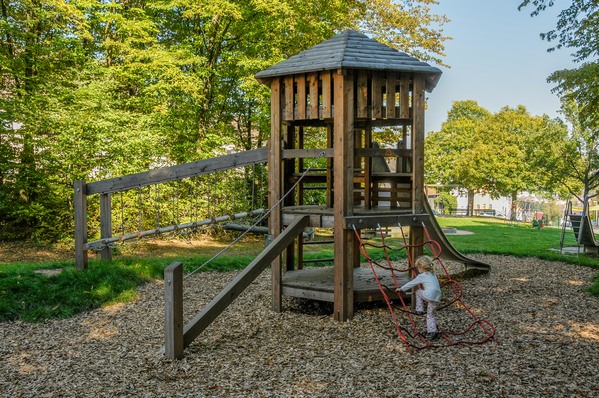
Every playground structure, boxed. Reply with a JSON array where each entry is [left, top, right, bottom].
[[254, 30, 489, 322], [73, 30, 492, 356], [561, 200, 599, 255]]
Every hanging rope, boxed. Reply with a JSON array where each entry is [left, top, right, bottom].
[[352, 223, 497, 353]]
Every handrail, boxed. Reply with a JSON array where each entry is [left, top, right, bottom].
[[86, 147, 268, 195]]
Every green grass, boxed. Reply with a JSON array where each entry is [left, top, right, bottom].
[[434, 217, 599, 267], [1, 217, 598, 323]]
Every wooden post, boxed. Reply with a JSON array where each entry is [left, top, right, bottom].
[[410, 76, 426, 260], [364, 124, 372, 209], [326, 123, 334, 208], [269, 78, 284, 312], [164, 262, 184, 359], [386, 72, 396, 119], [74, 180, 88, 270], [99, 193, 112, 262], [333, 69, 354, 322], [284, 125, 296, 271]]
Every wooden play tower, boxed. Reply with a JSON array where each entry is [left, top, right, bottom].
[[255, 30, 483, 322]]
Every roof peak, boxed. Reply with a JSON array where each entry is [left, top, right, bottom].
[[255, 30, 442, 92]]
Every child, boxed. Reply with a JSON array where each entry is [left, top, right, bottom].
[[396, 255, 442, 340]]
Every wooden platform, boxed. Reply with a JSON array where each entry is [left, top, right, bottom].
[[281, 266, 410, 303]]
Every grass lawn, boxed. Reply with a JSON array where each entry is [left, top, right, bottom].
[[1, 217, 598, 322]]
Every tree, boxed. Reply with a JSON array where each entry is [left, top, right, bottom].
[[425, 100, 491, 215], [481, 106, 546, 217], [520, 1, 599, 213], [0, 0, 90, 240], [426, 102, 547, 217], [519, 0, 599, 127], [527, 100, 599, 214], [0, 0, 450, 242]]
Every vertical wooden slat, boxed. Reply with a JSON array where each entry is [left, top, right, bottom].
[[284, 125, 296, 271], [364, 124, 372, 210], [402, 125, 410, 173], [269, 78, 283, 312], [284, 76, 294, 121], [371, 73, 382, 118], [74, 180, 88, 270], [99, 193, 112, 262], [296, 75, 306, 120], [353, 127, 363, 207], [308, 73, 319, 119], [297, 234, 304, 271], [386, 72, 396, 119], [164, 262, 184, 359], [357, 71, 369, 118], [399, 75, 411, 119], [326, 124, 334, 208], [298, 126, 305, 206], [410, 76, 426, 261], [321, 72, 332, 118], [333, 69, 354, 322]]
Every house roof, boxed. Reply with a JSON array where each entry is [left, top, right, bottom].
[[255, 30, 442, 92]]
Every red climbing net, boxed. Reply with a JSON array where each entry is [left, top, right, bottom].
[[353, 223, 497, 353]]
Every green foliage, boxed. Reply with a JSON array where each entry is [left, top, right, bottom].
[[426, 101, 551, 215], [0, 0, 449, 243], [434, 191, 457, 215], [519, 1, 599, 128], [528, 100, 599, 209]]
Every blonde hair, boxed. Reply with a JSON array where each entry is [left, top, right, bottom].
[[414, 255, 434, 273]]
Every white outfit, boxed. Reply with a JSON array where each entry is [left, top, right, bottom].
[[399, 272, 441, 303], [399, 272, 442, 333]]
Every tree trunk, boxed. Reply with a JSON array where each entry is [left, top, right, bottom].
[[467, 189, 474, 216], [511, 190, 518, 221]]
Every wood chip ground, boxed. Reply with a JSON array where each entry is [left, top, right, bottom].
[[1, 255, 598, 397]]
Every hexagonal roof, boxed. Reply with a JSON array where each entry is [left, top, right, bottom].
[[255, 30, 442, 92]]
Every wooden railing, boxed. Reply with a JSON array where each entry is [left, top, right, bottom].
[[74, 148, 268, 269]]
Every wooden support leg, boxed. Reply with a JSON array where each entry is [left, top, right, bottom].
[[334, 229, 354, 321], [165, 262, 184, 359]]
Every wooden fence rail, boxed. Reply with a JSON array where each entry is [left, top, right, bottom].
[[74, 148, 269, 269]]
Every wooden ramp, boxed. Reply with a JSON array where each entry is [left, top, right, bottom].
[[181, 215, 309, 349]]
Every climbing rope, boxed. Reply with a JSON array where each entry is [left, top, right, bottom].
[[352, 223, 497, 353]]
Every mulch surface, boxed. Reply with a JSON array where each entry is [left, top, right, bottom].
[[1, 254, 598, 397]]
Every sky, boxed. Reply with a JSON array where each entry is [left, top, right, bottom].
[[425, 0, 576, 133]]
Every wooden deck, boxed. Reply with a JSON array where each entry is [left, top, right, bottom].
[[281, 266, 410, 303]]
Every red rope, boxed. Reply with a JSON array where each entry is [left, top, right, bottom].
[[352, 224, 497, 351]]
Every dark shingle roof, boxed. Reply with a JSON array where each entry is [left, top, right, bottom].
[[255, 30, 442, 92]]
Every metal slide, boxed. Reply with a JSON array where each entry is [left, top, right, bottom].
[[569, 214, 599, 252], [421, 196, 491, 271]]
